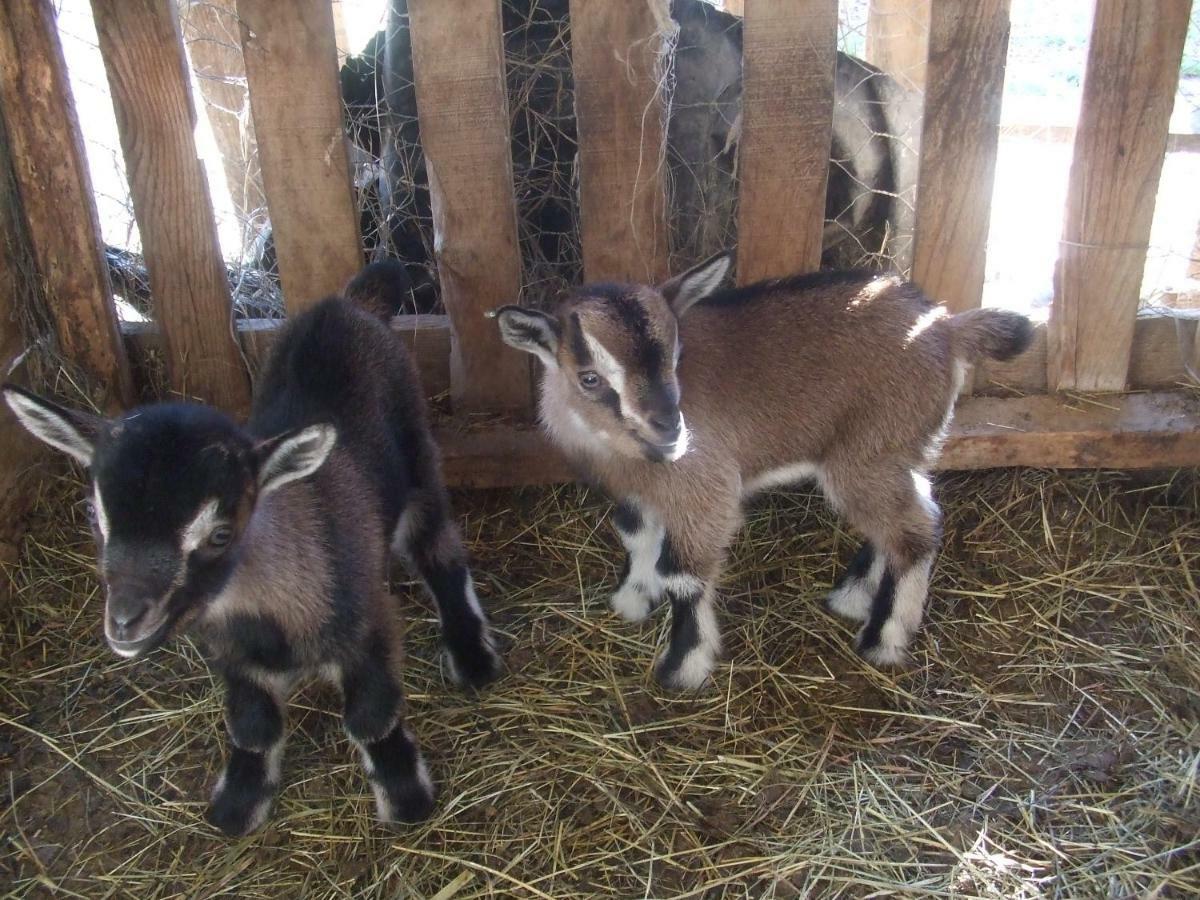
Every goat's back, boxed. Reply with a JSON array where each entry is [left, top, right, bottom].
[[251, 298, 429, 528], [680, 273, 959, 471]]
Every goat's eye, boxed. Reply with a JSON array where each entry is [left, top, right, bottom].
[[207, 525, 234, 548], [578, 371, 603, 390]]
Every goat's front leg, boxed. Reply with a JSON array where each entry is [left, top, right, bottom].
[[652, 536, 723, 691], [395, 489, 501, 689], [341, 630, 436, 825], [610, 501, 668, 622], [207, 672, 289, 836]]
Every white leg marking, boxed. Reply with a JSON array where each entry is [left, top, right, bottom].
[[860, 553, 933, 667], [826, 551, 886, 622], [658, 585, 721, 691], [611, 514, 666, 622]]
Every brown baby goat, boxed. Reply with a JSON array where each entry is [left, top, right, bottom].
[[496, 256, 1032, 689]]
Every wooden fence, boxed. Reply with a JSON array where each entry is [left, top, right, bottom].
[[0, 0, 1198, 495]]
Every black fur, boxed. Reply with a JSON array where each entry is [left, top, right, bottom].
[[833, 541, 874, 591], [207, 746, 274, 837], [857, 568, 898, 652], [656, 534, 682, 577], [360, 725, 437, 824], [612, 502, 642, 536], [224, 675, 284, 752], [655, 585, 703, 685], [700, 269, 877, 309], [5, 267, 497, 835]]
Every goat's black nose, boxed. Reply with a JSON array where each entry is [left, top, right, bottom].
[[108, 598, 149, 632], [649, 410, 681, 439]]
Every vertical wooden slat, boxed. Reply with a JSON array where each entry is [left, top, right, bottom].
[[238, 0, 362, 314], [180, 0, 265, 224], [92, 0, 249, 412], [1049, 0, 1190, 393], [0, 0, 132, 409], [569, 0, 671, 283], [865, 0, 930, 92], [737, 0, 837, 282], [911, 0, 1010, 315], [408, 0, 530, 413]]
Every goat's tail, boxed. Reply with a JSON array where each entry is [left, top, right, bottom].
[[343, 260, 414, 322], [949, 308, 1035, 362]]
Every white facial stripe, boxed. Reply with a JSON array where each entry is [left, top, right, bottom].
[[582, 333, 653, 430], [664, 416, 690, 462], [93, 487, 111, 541], [181, 499, 222, 553]]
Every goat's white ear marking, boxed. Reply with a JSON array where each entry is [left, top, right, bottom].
[[257, 424, 337, 495], [494, 306, 559, 369], [659, 253, 732, 316], [3, 385, 101, 467]]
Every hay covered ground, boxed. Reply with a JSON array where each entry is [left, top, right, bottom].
[[1, 467, 1198, 898]]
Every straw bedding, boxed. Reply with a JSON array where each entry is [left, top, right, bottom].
[[2, 465, 1198, 897]]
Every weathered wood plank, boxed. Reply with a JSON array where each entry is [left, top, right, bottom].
[[940, 391, 1200, 470], [238, 0, 362, 313], [0, 110, 50, 562], [123, 315, 453, 399], [180, 0, 265, 223], [434, 391, 1200, 487], [569, 0, 671, 283], [737, 0, 837, 281], [865, 0, 930, 92], [912, 0, 1010, 315], [1048, 0, 1190, 392], [91, 0, 250, 412], [976, 315, 1198, 395], [408, 0, 530, 412], [0, 0, 132, 409]]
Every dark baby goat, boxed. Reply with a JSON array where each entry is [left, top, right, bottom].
[[496, 256, 1032, 690], [4, 265, 500, 835]]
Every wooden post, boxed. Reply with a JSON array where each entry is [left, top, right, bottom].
[[569, 0, 671, 283], [911, 0, 1010, 315], [0, 0, 132, 410], [238, 0, 362, 314], [865, 0, 930, 92], [737, 0, 837, 282], [408, 0, 530, 413], [179, 0, 266, 225], [1048, 0, 1190, 393], [91, 0, 250, 412]]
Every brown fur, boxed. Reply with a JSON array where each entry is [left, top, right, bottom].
[[498, 260, 1033, 684]]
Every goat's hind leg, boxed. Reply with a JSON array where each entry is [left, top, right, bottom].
[[341, 627, 436, 824], [208, 672, 290, 836], [395, 488, 501, 689], [826, 467, 941, 666], [825, 539, 885, 622], [610, 501, 667, 622]]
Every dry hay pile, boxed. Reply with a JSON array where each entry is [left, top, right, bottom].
[[2, 467, 1198, 898]]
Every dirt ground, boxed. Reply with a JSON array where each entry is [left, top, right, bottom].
[[1, 466, 1198, 898]]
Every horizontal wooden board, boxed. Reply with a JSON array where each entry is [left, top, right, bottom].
[[434, 391, 1200, 488], [977, 315, 1197, 394]]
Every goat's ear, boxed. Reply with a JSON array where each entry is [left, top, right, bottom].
[[255, 424, 338, 496], [491, 305, 560, 368], [3, 383, 103, 467], [659, 253, 732, 316]]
